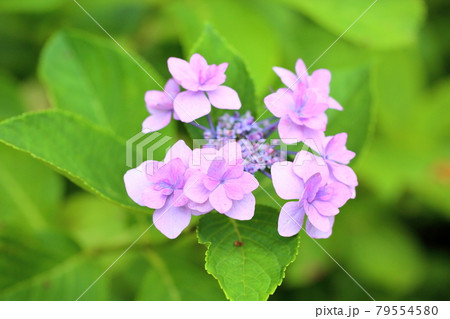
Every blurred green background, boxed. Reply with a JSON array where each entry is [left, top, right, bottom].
[[0, 0, 449, 300]]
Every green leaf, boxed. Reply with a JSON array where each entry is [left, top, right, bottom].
[[0, 74, 62, 231], [0, 230, 110, 300], [277, 0, 426, 50], [372, 48, 424, 135], [0, 144, 63, 230], [190, 25, 257, 114], [197, 205, 299, 300], [39, 30, 174, 140], [169, 0, 281, 96], [0, 72, 25, 121], [0, 0, 64, 13], [0, 110, 140, 210], [137, 236, 226, 300], [58, 193, 146, 250], [326, 64, 374, 156], [254, 0, 371, 70]]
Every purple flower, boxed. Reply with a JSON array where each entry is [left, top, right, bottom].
[[273, 58, 343, 111], [271, 151, 351, 238], [204, 111, 283, 173], [142, 79, 180, 133], [264, 83, 328, 144], [305, 133, 358, 198], [124, 140, 202, 239], [184, 141, 259, 220], [168, 54, 241, 123]]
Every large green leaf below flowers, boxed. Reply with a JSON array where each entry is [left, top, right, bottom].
[[197, 205, 299, 301]]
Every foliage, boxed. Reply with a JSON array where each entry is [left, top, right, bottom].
[[0, 0, 448, 301]]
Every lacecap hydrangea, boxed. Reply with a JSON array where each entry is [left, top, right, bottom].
[[124, 54, 357, 239]]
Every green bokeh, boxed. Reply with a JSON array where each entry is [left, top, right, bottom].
[[0, 0, 448, 301]]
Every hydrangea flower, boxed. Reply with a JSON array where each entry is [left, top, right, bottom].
[[184, 141, 259, 220], [142, 79, 180, 133], [204, 111, 283, 173], [264, 83, 328, 143], [273, 58, 343, 110], [305, 133, 358, 198], [271, 151, 351, 238], [125, 54, 357, 240], [168, 53, 241, 122], [124, 140, 200, 239]]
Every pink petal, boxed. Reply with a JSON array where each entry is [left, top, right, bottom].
[[237, 172, 259, 193], [207, 158, 228, 180], [325, 133, 355, 164], [311, 200, 339, 216], [217, 62, 228, 74], [148, 158, 185, 187], [190, 147, 219, 172], [142, 110, 172, 133], [278, 201, 305, 237], [295, 59, 308, 83], [349, 186, 356, 199], [167, 57, 199, 91], [264, 89, 295, 118], [309, 69, 331, 95], [207, 86, 241, 110], [273, 66, 298, 88], [173, 91, 211, 123], [184, 172, 211, 204], [200, 64, 227, 91], [202, 177, 219, 194], [223, 172, 258, 200], [123, 161, 159, 206], [172, 189, 189, 207], [271, 162, 304, 200], [223, 182, 244, 200], [223, 193, 255, 220], [190, 53, 208, 74], [287, 110, 305, 126], [142, 187, 167, 209], [164, 78, 180, 97], [153, 198, 192, 239], [218, 141, 243, 165], [189, 200, 214, 214], [325, 182, 352, 207], [223, 164, 245, 180], [302, 132, 326, 156], [301, 113, 328, 131], [325, 132, 347, 154], [209, 185, 232, 213], [145, 90, 172, 111], [278, 116, 305, 144], [164, 140, 193, 167], [305, 204, 332, 232], [328, 97, 343, 110], [301, 98, 328, 117], [304, 173, 323, 203], [293, 150, 329, 184], [330, 163, 358, 187], [305, 217, 334, 239]]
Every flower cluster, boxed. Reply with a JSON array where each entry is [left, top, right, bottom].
[[204, 111, 282, 174], [125, 54, 357, 239]]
